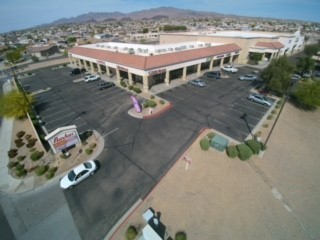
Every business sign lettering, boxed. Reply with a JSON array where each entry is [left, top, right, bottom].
[[46, 127, 80, 153], [131, 96, 141, 113], [117, 65, 128, 72], [148, 69, 166, 76]]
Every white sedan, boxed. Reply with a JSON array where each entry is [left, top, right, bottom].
[[84, 75, 100, 82], [221, 65, 238, 73], [60, 160, 97, 189]]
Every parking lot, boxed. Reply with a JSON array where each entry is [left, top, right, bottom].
[[17, 66, 273, 239]]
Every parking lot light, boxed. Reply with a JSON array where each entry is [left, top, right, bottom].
[[241, 113, 254, 139]]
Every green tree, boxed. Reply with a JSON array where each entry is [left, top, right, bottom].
[[291, 81, 320, 110], [67, 37, 77, 43], [249, 52, 263, 64], [6, 49, 22, 63], [296, 57, 315, 74], [0, 90, 34, 118], [304, 44, 320, 57], [142, 28, 148, 33], [260, 56, 295, 95]]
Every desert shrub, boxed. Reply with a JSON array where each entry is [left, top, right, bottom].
[[144, 100, 157, 108], [35, 165, 49, 176], [133, 86, 141, 93], [271, 110, 277, 114], [200, 138, 210, 151], [246, 139, 262, 154], [263, 123, 269, 128], [45, 172, 54, 179], [25, 134, 32, 140], [26, 141, 36, 148], [175, 231, 187, 240], [159, 99, 165, 104], [15, 163, 25, 170], [17, 156, 26, 161], [15, 139, 25, 148], [79, 130, 93, 142], [85, 149, 93, 155], [125, 226, 137, 240], [128, 85, 134, 90], [30, 151, 44, 161], [226, 145, 238, 158], [120, 81, 127, 88], [150, 95, 155, 99], [48, 167, 58, 174], [15, 168, 27, 178], [7, 161, 18, 169], [8, 149, 18, 158], [206, 132, 215, 140], [28, 138, 37, 144], [237, 144, 253, 161], [267, 115, 273, 120], [16, 131, 26, 138]]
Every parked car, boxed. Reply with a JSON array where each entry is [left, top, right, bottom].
[[221, 65, 238, 73], [238, 74, 258, 81], [60, 160, 97, 189], [203, 71, 221, 79], [302, 71, 312, 78], [189, 79, 206, 87], [291, 74, 302, 81], [84, 75, 100, 82], [247, 93, 272, 107], [70, 68, 86, 76], [97, 82, 115, 90]]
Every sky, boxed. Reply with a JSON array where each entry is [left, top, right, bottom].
[[0, 0, 319, 34]]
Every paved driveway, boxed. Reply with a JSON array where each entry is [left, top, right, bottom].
[[17, 66, 273, 239]]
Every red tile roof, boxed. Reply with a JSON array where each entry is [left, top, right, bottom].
[[255, 41, 284, 49], [69, 43, 241, 71]]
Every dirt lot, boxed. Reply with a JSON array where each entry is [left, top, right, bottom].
[[111, 103, 320, 240]]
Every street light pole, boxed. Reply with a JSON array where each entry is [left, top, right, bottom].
[[241, 113, 254, 139]]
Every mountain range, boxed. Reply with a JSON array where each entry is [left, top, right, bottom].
[[50, 7, 231, 25]]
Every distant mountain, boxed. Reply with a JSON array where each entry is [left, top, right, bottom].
[[50, 7, 226, 25]]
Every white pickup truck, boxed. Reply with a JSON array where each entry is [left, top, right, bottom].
[[221, 65, 238, 73]]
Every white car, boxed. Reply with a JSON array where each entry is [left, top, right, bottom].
[[221, 65, 238, 73], [60, 160, 97, 189], [84, 75, 100, 82]]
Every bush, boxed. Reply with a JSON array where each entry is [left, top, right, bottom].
[[120, 81, 127, 88], [60, 153, 71, 159], [267, 115, 273, 120], [7, 161, 18, 169], [263, 123, 269, 128], [200, 138, 210, 151], [26, 141, 36, 148], [125, 226, 137, 240], [85, 149, 93, 155], [17, 155, 26, 161], [226, 145, 238, 158], [35, 165, 49, 176], [206, 132, 215, 140], [144, 100, 157, 108], [48, 167, 58, 174], [245, 139, 262, 154], [15, 168, 27, 178], [25, 134, 32, 140], [8, 149, 18, 158], [15, 138, 25, 148], [128, 85, 134, 90], [45, 172, 54, 180], [16, 131, 26, 138], [159, 99, 165, 104], [237, 144, 253, 161], [15, 163, 25, 170], [30, 151, 44, 161], [150, 95, 155, 99], [133, 86, 142, 93], [271, 110, 277, 114], [175, 231, 187, 240]]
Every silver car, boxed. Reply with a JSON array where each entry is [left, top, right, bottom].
[[238, 74, 258, 81], [189, 79, 206, 87], [247, 93, 272, 107]]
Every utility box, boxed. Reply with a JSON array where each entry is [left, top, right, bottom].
[[210, 134, 229, 152]]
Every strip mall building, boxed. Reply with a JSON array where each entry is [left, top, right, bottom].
[[68, 30, 304, 92]]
